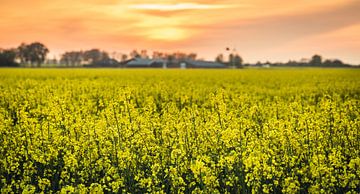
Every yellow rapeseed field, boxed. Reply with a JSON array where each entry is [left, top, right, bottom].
[[0, 68, 359, 193]]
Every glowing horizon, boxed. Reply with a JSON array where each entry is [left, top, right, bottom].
[[0, 0, 359, 64]]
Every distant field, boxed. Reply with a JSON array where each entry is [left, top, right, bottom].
[[0, 69, 359, 193]]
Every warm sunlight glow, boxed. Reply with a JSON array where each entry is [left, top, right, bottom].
[[147, 27, 187, 41], [128, 3, 231, 11]]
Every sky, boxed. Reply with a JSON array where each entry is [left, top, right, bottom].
[[0, 0, 359, 64]]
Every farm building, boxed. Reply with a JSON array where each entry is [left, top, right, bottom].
[[86, 58, 120, 68], [125, 58, 166, 68], [123, 58, 227, 68], [179, 60, 226, 68]]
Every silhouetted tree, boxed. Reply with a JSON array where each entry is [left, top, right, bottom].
[[152, 51, 162, 60], [215, 54, 224, 63], [61, 51, 83, 67], [310, 54, 322, 66], [83, 49, 109, 65], [121, 54, 128, 62], [228, 54, 243, 67], [256, 61, 263, 67], [17, 43, 28, 65], [188, 53, 197, 60], [130, 50, 141, 58], [331, 59, 344, 66], [167, 54, 175, 65], [28, 42, 49, 67], [174, 52, 187, 60], [140, 50, 149, 59], [234, 54, 243, 68], [0, 48, 19, 67], [323, 59, 345, 67], [17, 42, 49, 67]]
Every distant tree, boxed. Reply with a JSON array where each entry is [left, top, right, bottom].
[[167, 54, 175, 65], [323, 59, 345, 67], [121, 54, 128, 62], [71, 51, 82, 66], [228, 53, 242, 67], [174, 52, 187, 60], [234, 54, 243, 68], [256, 61, 263, 67], [130, 50, 141, 58], [332, 59, 344, 66], [17, 43, 28, 65], [228, 53, 235, 67], [60, 53, 70, 66], [150, 51, 196, 62], [286, 60, 299, 66], [188, 53, 197, 61], [215, 54, 224, 63], [310, 54, 322, 66], [0, 48, 19, 67], [28, 42, 49, 67], [323, 59, 331, 66], [140, 50, 149, 59], [83, 49, 109, 65], [61, 51, 83, 67], [17, 42, 49, 67], [152, 51, 161, 59]]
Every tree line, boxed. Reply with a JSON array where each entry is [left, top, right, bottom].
[[0, 42, 49, 67], [245, 55, 352, 68], [0, 42, 357, 67], [0, 42, 201, 67], [0, 43, 112, 67]]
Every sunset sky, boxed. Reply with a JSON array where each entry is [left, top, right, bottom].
[[0, 0, 359, 64]]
